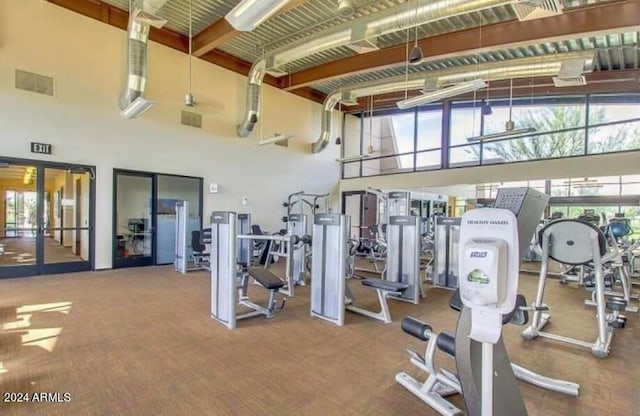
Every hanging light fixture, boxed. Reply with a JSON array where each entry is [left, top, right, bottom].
[[184, 0, 195, 107], [225, 0, 291, 32], [481, 81, 492, 115], [408, 4, 424, 66], [467, 78, 536, 142]]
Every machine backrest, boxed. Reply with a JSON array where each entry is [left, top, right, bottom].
[[538, 219, 607, 265], [251, 225, 264, 236], [191, 230, 206, 253], [607, 219, 632, 239]]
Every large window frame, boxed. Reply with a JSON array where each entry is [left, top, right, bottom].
[[341, 93, 640, 179]]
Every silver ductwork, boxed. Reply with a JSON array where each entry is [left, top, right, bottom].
[[237, 59, 267, 137], [239, 0, 512, 138], [312, 51, 595, 153], [118, 0, 168, 118], [119, 18, 151, 112], [312, 93, 341, 154]]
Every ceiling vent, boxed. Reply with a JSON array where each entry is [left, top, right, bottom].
[[340, 91, 359, 106], [553, 76, 587, 87], [346, 38, 379, 54], [131, 7, 168, 28], [553, 59, 588, 87], [511, 0, 563, 21], [15, 69, 54, 96], [181, 110, 202, 128]]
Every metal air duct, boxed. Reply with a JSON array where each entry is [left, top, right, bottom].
[[239, 0, 512, 137], [118, 0, 168, 119], [237, 58, 267, 137]]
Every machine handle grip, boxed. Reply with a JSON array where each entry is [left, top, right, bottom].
[[401, 317, 432, 342]]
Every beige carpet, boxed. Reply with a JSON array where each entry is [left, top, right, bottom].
[[0, 265, 638, 416]]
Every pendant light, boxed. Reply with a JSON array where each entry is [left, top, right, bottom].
[[408, 2, 423, 65], [482, 81, 492, 115], [184, 0, 195, 106]]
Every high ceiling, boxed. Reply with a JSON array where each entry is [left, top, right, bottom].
[[49, 0, 640, 103]]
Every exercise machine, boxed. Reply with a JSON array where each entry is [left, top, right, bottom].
[[402, 207, 525, 415], [397, 187, 571, 416], [210, 211, 287, 330], [287, 213, 309, 286], [396, 299, 579, 416], [385, 215, 422, 303], [522, 219, 628, 357], [310, 213, 409, 326], [434, 216, 461, 289], [174, 200, 209, 273]]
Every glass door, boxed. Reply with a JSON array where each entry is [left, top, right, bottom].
[[0, 159, 94, 278], [114, 171, 154, 268], [40, 167, 93, 274], [0, 162, 38, 277]]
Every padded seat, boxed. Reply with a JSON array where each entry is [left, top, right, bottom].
[[436, 331, 456, 357], [248, 267, 285, 290], [362, 278, 409, 292]]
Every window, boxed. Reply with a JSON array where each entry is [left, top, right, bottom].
[[417, 106, 443, 151], [450, 104, 481, 146], [341, 94, 640, 179]]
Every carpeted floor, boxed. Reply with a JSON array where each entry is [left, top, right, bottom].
[[0, 265, 638, 415]]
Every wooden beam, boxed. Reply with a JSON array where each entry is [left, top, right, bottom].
[[44, 0, 326, 104], [281, 0, 640, 91], [193, 0, 311, 57], [344, 70, 640, 112]]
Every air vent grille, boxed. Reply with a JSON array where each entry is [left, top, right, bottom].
[[511, 0, 563, 21], [346, 39, 379, 54], [15, 69, 54, 96], [553, 76, 587, 87], [181, 110, 202, 128]]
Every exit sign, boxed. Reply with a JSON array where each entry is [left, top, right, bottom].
[[31, 142, 52, 154]]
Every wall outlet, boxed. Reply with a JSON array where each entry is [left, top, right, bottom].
[[209, 183, 218, 193], [242, 197, 248, 206]]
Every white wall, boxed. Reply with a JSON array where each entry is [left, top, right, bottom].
[[0, 1, 341, 269]]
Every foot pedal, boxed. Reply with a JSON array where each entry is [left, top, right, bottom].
[[606, 297, 627, 312], [608, 317, 626, 329]]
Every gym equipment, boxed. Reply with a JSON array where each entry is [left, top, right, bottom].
[[175, 201, 188, 273], [210, 211, 286, 330], [522, 219, 627, 357], [396, 303, 579, 416], [310, 213, 408, 326], [174, 200, 209, 273], [434, 217, 461, 289], [401, 207, 524, 415], [287, 213, 309, 286], [584, 220, 639, 313], [385, 215, 422, 303], [397, 187, 556, 416], [388, 191, 411, 217]]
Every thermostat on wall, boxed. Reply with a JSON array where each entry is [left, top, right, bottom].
[[209, 183, 219, 193]]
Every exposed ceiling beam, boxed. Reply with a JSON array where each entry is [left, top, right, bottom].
[[193, 0, 311, 57], [344, 70, 640, 112], [44, 0, 326, 104], [281, 0, 640, 91]]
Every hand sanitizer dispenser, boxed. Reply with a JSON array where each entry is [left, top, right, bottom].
[[460, 238, 508, 308]]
